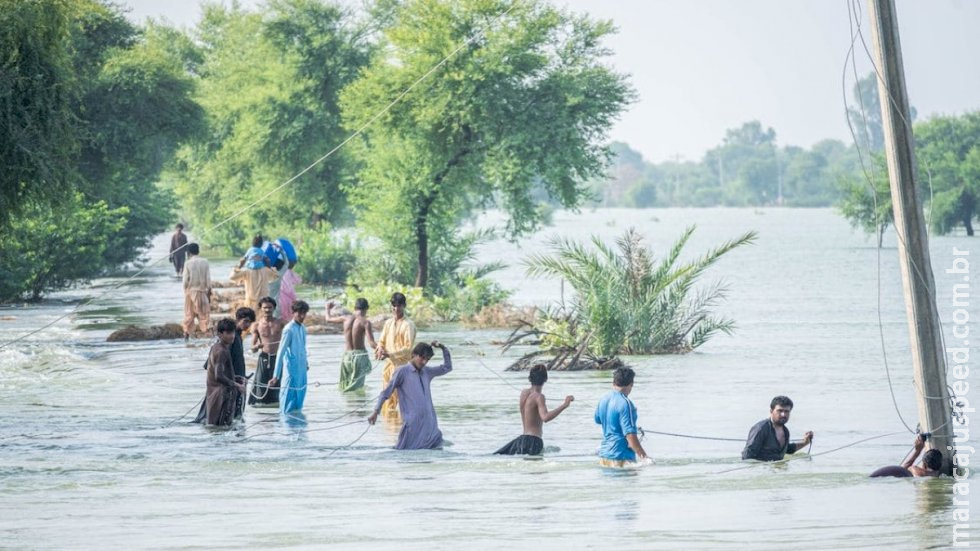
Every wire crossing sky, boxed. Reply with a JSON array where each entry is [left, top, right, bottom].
[[122, 0, 980, 162]]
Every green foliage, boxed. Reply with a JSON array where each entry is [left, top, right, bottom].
[[340, 284, 438, 325], [1, 0, 203, 300], [341, 0, 633, 288], [0, 193, 126, 301], [75, 17, 205, 265], [524, 226, 756, 356], [835, 154, 893, 247], [916, 111, 980, 236], [0, 0, 78, 225], [171, 0, 371, 249], [292, 226, 358, 284]]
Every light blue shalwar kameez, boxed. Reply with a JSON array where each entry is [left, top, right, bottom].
[[273, 319, 308, 413]]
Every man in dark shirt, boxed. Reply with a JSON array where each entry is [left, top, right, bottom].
[[741, 395, 814, 461], [230, 307, 255, 419]]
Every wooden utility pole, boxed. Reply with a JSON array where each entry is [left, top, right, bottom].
[[867, 0, 953, 473]]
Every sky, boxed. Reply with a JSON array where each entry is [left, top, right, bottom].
[[121, 0, 980, 163]]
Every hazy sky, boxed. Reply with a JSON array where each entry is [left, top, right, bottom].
[[122, 0, 980, 163]]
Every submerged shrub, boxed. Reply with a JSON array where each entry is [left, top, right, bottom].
[[523, 226, 756, 356]]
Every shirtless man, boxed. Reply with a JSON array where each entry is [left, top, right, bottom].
[[249, 296, 285, 406], [325, 298, 378, 392], [494, 364, 573, 455]]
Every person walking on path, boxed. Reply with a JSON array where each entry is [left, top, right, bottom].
[[169, 223, 188, 277], [182, 243, 211, 339]]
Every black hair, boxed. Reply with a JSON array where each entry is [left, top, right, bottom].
[[188, 243, 200, 255], [355, 298, 369, 311], [390, 292, 407, 307], [923, 449, 943, 471], [529, 364, 548, 385], [252, 234, 263, 247], [176, 223, 184, 230], [235, 307, 256, 322], [412, 342, 434, 359], [613, 367, 635, 388], [292, 300, 310, 314], [258, 296, 277, 308], [770, 395, 794, 410], [216, 318, 235, 334]]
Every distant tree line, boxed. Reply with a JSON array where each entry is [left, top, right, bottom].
[[592, 73, 980, 246]]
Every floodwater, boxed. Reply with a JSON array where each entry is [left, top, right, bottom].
[[0, 208, 974, 549]]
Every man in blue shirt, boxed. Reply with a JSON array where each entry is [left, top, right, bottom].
[[595, 367, 649, 467]]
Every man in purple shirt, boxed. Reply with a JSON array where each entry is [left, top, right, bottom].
[[368, 341, 452, 449]]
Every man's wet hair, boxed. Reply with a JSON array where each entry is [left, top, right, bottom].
[[258, 296, 276, 308], [923, 449, 943, 471], [176, 223, 184, 230], [235, 307, 256, 322], [252, 234, 263, 247], [770, 395, 794, 410], [412, 342, 434, 359], [292, 300, 310, 313], [188, 243, 200, 255], [390, 292, 407, 307], [613, 367, 635, 388], [355, 298, 369, 311], [529, 364, 548, 385], [216, 318, 236, 334]]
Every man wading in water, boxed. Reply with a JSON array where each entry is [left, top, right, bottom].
[[324, 298, 378, 392], [494, 363, 573, 456]]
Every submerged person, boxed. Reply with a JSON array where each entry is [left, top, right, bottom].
[[595, 367, 649, 467], [324, 298, 378, 392], [495, 364, 573, 456], [741, 395, 814, 462], [368, 342, 452, 450], [375, 292, 416, 419], [181, 243, 211, 339], [204, 319, 246, 427], [870, 433, 944, 478], [169, 223, 188, 277], [249, 296, 285, 406], [268, 300, 310, 414]]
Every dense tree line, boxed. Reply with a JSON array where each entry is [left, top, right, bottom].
[[1, 0, 201, 300]]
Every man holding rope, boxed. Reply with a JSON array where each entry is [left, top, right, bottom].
[[368, 341, 452, 449], [325, 298, 378, 392], [249, 297, 284, 406], [741, 395, 814, 461]]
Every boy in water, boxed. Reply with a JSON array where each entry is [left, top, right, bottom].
[[325, 298, 378, 392], [494, 364, 573, 455]]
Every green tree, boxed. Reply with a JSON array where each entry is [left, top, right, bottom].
[[172, 0, 371, 249], [0, 193, 126, 301], [836, 155, 893, 247], [916, 112, 980, 235], [75, 15, 205, 265], [341, 0, 633, 288], [0, 0, 78, 225]]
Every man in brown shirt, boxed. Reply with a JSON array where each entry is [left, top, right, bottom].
[[205, 319, 245, 426]]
